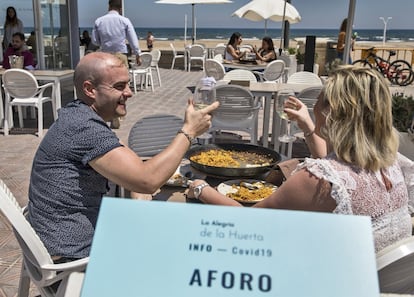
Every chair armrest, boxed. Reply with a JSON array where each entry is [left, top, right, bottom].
[[41, 257, 89, 272], [36, 82, 55, 97], [38, 82, 55, 91]]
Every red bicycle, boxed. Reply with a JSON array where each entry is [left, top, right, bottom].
[[352, 47, 413, 86]]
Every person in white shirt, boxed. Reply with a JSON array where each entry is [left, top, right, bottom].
[[92, 0, 141, 66]]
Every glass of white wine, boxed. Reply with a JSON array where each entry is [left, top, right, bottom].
[[275, 90, 296, 143], [193, 79, 216, 143], [194, 80, 215, 110]]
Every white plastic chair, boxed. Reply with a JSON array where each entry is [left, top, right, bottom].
[[223, 69, 258, 83], [213, 44, 226, 58], [170, 43, 185, 70], [130, 52, 154, 93], [205, 59, 226, 81], [213, 54, 223, 63], [376, 236, 414, 294], [277, 54, 292, 82], [150, 49, 162, 87], [0, 179, 88, 297], [128, 114, 184, 158], [239, 44, 253, 53], [188, 44, 206, 72], [290, 86, 324, 141], [287, 71, 323, 85], [254, 60, 285, 82], [2, 69, 56, 137], [58, 272, 85, 297], [297, 86, 323, 121], [211, 84, 261, 144]]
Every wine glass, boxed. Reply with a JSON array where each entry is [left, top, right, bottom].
[[194, 84, 215, 110], [275, 90, 296, 143], [193, 79, 216, 143]]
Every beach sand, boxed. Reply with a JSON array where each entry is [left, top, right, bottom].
[[140, 38, 414, 75]]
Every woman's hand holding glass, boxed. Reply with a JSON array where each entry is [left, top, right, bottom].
[[283, 97, 315, 135]]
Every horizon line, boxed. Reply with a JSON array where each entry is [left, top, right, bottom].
[[75, 26, 414, 31]]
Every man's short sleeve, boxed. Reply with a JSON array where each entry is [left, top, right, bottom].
[[77, 118, 122, 165]]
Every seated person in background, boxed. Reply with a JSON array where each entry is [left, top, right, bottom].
[[26, 31, 36, 55], [2, 32, 35, 69], [225, 32, 246, 61], [27, 52, 219, 261], [80, 30, 91, 48], [188, 66, 414, 253], [253, 36, 277, 62], [80, 30, 98, 54]]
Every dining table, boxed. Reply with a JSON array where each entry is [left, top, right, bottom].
[[0, 68, 75, 112], [222, 59, 268, 71]]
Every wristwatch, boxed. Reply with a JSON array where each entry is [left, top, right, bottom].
[[194, 183, 209, 200]]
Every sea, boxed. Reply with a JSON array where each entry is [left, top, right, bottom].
[[21, 27, 414, 43], [74, 27, 414, 42]]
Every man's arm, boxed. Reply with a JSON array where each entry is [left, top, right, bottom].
[[125, 18, 140, 56], [91, 24, 101, 46], [89, 133, 191, 194], [89, 101, 219, 193]]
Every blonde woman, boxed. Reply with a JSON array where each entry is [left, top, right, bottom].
[[188, 66, 414, 253]]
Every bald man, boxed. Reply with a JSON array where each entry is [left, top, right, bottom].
[[27, 52, 218, 260]]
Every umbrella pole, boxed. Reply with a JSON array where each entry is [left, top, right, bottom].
[[192, 3, 195, 44], [283, 0, 291, 49], [264, 19, 267, 35], [279, 0, 287, 54], [343, 0, 356, 64]]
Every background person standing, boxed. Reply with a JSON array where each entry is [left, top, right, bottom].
[[146, 31, 154, 51], [92, 0, 141, 67], [2, 6, 24, 50], [336, 18, 354, 64]]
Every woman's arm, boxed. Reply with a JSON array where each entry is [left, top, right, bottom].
[[255, 48, 276, 62], [188, 169, 336, 212], [227, 44, 246, 60], [254, 169, 335, 211], [337, 32, 346, 52], [284, 97, 327, 158]]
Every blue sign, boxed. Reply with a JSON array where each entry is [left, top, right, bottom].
[[81, 198, 379, 297]]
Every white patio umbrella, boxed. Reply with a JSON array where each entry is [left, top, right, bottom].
[[155, 0, 233, 44], [232, 0, 301, 35]]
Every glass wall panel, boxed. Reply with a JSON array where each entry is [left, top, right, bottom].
[[1, 0, 78, 70], [0, 0, 34, 63], [40, 0, 70, 69]]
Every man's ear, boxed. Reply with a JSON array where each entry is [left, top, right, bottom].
[[83, 81, 96, 99]]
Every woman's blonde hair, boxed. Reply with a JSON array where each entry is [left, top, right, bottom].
[[322, 65, 398, 171]]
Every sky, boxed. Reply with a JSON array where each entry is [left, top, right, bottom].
[[0, 0, 413, 30], [77, 0, 414, 30]]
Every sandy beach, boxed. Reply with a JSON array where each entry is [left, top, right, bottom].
[[140, 38, 414, 76], [140, 37, 414, 51]]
